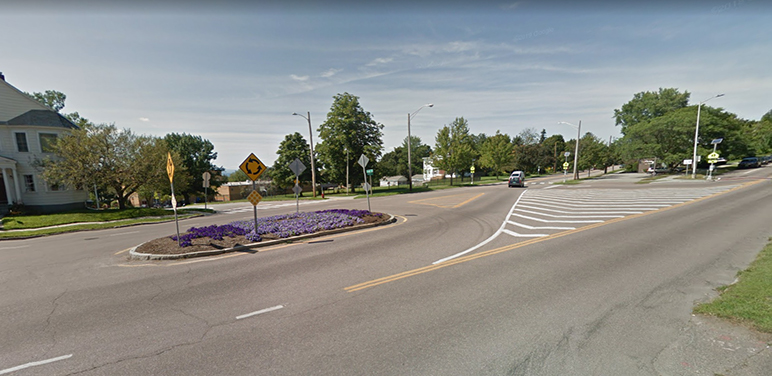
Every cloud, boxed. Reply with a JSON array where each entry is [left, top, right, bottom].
[[321, 68, 341, 78], [366, 57, 394, 66], [139, 117, 150, 122], [290, 74, 309, 81], [501, 2, 524, 11]]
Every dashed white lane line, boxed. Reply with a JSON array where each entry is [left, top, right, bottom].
[[0, 354, 73, 375], [236, 305, 284, 320]]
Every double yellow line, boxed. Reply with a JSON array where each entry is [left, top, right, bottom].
[[345, 180, 762, 292]]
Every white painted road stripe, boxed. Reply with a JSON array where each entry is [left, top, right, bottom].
[[511, 213, 604, 223], [108, 231, 139, 237], [0, 245, 30, 250], [514, 209, 623, 219], [502, 229, 548, 238], [236, 305, 284, 320], [0, 354, 73, 375], [506, 220, 575, 231]]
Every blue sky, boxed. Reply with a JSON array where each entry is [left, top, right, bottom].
[[2, 0, 770, 170]]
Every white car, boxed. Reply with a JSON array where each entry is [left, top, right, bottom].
[[508, 171, 525, 187]]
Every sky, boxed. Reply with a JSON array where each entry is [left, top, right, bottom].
[[2, 0, 770, 171]]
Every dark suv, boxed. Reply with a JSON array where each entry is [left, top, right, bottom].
[[738, 157, 760, 168]]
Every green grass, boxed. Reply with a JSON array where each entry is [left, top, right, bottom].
[[0, 214, 202, 239], [1, 208, 210, 230], [694, 239, 772, 333]]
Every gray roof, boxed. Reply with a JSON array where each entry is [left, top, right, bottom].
[[2, 109, 79, 129]]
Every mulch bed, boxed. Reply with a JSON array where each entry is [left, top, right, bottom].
[[134, 212, 388, 255]]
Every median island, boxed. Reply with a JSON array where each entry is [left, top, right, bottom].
[[132, 209, 392, 259]]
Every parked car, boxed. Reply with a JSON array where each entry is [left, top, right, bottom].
[[738, 157, 761, 168], [508, 171, 525, 187]]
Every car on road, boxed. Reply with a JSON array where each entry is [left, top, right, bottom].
[[508, 171, 525, 187], [738, 157, 761, 168]]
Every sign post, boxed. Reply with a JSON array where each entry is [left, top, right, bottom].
[[202, 171, 211, 210], [358, 154, 371, 212], [470, 165, 475, 185], [240, 153, 267, 233], [167, 152, 180, 246], [289, 158, 306, 214], [563, 152, 570, 183]]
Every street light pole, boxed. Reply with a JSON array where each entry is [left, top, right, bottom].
[[558, 121, 581, 180], [407, 104, 433, 192], [691, 94, 725, 179], [292, 112, 317, 197]]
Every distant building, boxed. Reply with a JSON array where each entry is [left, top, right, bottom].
[[380, 175, 407, 187], [0, 73, 87, 213]]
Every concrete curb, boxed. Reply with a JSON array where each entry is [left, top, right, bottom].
[[128, 214, 397, 261]]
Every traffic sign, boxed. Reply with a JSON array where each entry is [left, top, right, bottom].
[[366, 169, 373, 176], [166, 152, 175, 183], [202, 171, 211, 187], [240, 153, 267, 181], [247, 190, 262, 206], [363, 182, 371, 192], [563, 162, 570, 170], [292, 185, 303, 195], [708, 152, 720, 160], [470, 166, 475, 173], [358, 154, 369, 168], [289, 158, 306, 176], [564, 152, 571, 157]]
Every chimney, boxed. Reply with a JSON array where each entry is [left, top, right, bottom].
[[0, 72, 4, 81]]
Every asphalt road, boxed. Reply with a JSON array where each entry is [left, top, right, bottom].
[[2, 168, 771, 375]]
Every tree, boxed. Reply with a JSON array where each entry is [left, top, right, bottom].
[[618, 105, 752, 169], [577, 132, 608, 175], [433, 117, 474, 185], [479, 131, 513, 179], [271, 132, 313, 192], [614, 88, 690, 132], [512, 128, 541, 174], [228, 169, 249, 182], [164, 133, 224, 202], [36, 123, 182, 209], [316, 93, 384, 188], [375, 149, 401, 179], [25, 90, 67, 112], [540, 134, 566, 173]]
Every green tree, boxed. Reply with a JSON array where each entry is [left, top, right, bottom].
[[577, 132, 609, 175], [25, 89, 67, 112], [540, 134, 566, 173], [375, 149, 400, 179], [614, 88, 690, 132], [164, 133, 224, 203], [512, 128, 541, 174], [228, 169, 249, 182], [271, 132, 313, 192], [479, 130, 513, 179], [36, 124, 182, 209], [316, 93, 384, 189], [433, 117, 474, 185]]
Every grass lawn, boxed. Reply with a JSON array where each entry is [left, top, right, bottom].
[[1, 207, 210, 231], [693, 238, 772, 333]]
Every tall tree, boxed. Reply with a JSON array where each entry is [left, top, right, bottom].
[[479, 130, 513, 179], [35, 124, 183, 209], [577, 132, 609, 175], [228, 169, 249, 182], [26, 89, 67, 112], [614, 88, 690, 132], [271, 132, 314, 191], [164, 133, 224, 202], [512, 128, 541, 174], [316, 93, 384, 188], [433, 117, 474, 185]]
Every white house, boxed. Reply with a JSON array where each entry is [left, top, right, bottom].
[[0, 72, 87, 213], [422, 156, 445, 181]]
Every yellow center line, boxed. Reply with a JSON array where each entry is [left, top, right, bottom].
[[345, 180, 763, 292]]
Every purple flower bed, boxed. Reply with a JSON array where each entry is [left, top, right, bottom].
[[171, 209, 375, 248]]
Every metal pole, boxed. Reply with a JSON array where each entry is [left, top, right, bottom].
[[363, 164, 371, 211], [691, 103, 702, 179], [346, 149, 349, 194], [252, 181, 258, 233], [306, 112, 317, 198], [204, 186, 208, 210], [407, 112, 413, 192], [573, 121, 581, 180]]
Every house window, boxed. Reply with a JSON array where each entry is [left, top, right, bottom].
[[15, 133, 29, 152], [24, 175, 35, 192], [39, 133, 58, 153]]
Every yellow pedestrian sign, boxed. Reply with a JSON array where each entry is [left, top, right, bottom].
[[563, 161, 570, 170], [240, 153, 267, 181], [166, 152, 175, 183]]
